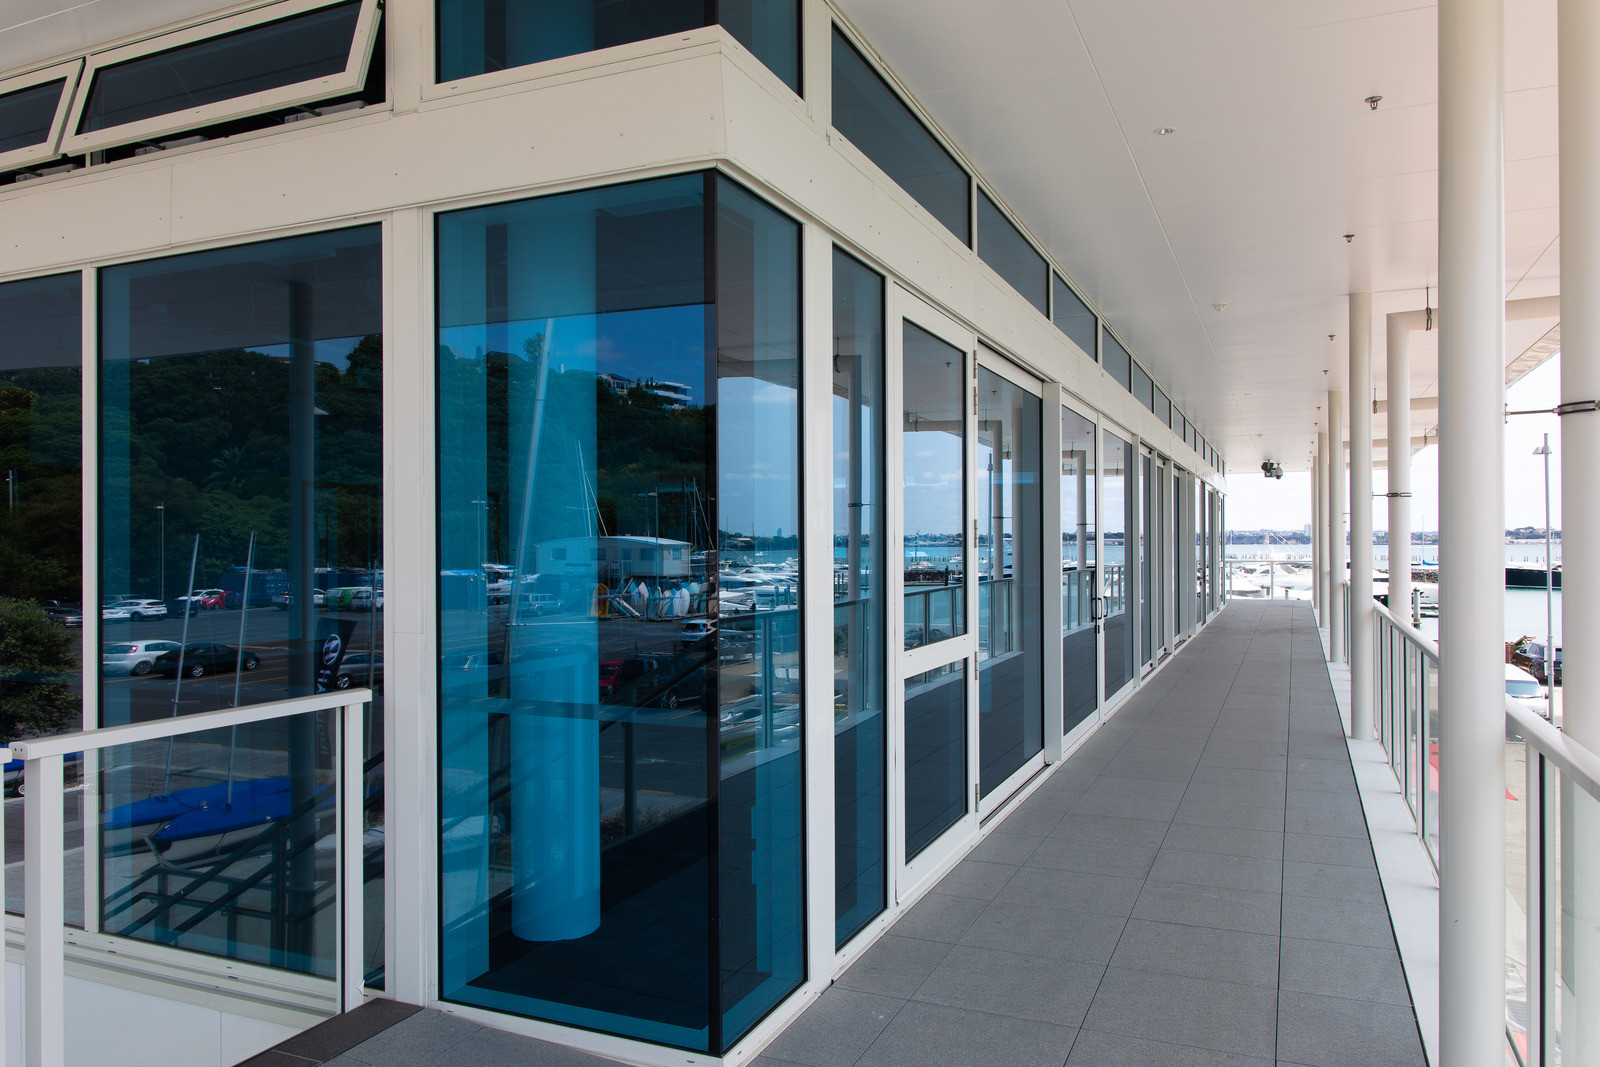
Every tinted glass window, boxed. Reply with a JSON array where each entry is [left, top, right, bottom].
[[977, 191, 1046, 315], [1102, 327, 1131, 391], [0, 79, 65, 154], [902, 322, 966, 646], [1051, 274, 1095, 359], [78, 2, 363, 135], [832, 248, 886, 948], [1131, 360, 1153, 412], [435, 173, 804, 1052], [832, 28, 969, 245], [438, 0, 800, 93], [1155, 385, 1170, 427]]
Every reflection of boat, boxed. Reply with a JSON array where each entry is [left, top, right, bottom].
[[103, 777, 332, 862]]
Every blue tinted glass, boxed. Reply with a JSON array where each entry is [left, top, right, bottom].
[[78, 2, 361, 135], [1131, 361, 1153, 412], [437, 0, 800, 93], [1051, 274, 1095, 359], [977, 192, 1046, 315], [1060, 406, 1095, 732], [436, 172, 803, 1052], [902, 322, 965, 644], [904, 662, 965, 860], [832, 248, 885, 947], [0, 79, 65, 153], [832, 28, 970, 245], [1102, 429, 1134, 696], [1102, 328, 1131, 391], [1155, 385, 1170, 427], [98, 226, 384, 976], [977, 368, 1041, 795]]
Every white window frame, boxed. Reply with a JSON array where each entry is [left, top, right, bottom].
[[0, 60, 84, 173], [62, 0, 382, 157]]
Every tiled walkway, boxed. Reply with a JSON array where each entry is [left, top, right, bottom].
[[252, 600, 1426, 1067]]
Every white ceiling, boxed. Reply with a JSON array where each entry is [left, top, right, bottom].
[[838, 0, 1561, 474], [4, 0, 1562, 475]]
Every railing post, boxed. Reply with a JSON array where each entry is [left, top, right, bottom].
[[341, 699, 366, 1012], [24, 753, 65, 1067], [1386, 314, 1413, 631]]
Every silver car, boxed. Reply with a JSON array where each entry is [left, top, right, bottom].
[[110, 599, 168, 620], [102, 640, 182, 676]]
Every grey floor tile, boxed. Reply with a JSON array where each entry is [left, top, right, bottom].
[[1282, 860, 1384, 903], [1283, 831, 1375, 869], [1283, 805, 1368, 839], [1048, 812, 1172, 847], [1280, 893, 1399, 949], [1110, 918, 1280, 988], [1131, 879, 1282, 936], [1082, 966, 1279, 1061], [855, 999, 1079, 1067], [1178, 780, 1289, 815], [913, 944, 1104, 1025], [1278, 938, 1409, 1004], [1100, 755, 1201, 783], [1149, 848, 1284, 894], [1275, 990, 1426, 1066], [1173, 797, 1288, 833], [996, 805, 1069, 837], [438, 1025, 623, 1066], [1066, 1030, 1273, 1066], [1024, 833, 1159, 880], [340, 1012, 482, 1066], [889, 889, 991, 944], [958, 899, 1127, 965], [1161, 821, 1285, 860], [834, 935, 954, 998], [1070, 783, 1183, 822], [931, 860, 1018, 901], [996, 864, 1145, 917], [969, 831, 1044, 866], [762, 988, 905, 1067], [1198, 747, 1290, 772]]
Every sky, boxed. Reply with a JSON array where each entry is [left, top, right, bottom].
[[1225, 354, 1563, 533]]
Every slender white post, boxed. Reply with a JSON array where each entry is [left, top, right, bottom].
[[1350, 293, 1375, 739], [1438, 0, 1507, 1060], [1312, 442, 1321, 616], [1386, 315, 1413, 626], [1558, 0, 1600, 1057], [24, 755, 65, 1067], [1317, 432, 1329, 625], [1328, 389, 1347, 663], [341, 699, 366, 1012]]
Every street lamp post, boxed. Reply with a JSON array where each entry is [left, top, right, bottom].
[[1534, 435, 1555, 710], [155, 503, 166, 602]]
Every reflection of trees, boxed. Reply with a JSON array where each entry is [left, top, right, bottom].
[[0, 598, 78, 737], [0, 372, 81, 602], [106, 336, 383, 592]]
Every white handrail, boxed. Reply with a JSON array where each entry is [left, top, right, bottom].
[[12, 688, 372, 1067], [1372, 598, 1438, 661], [1505, 693, 1600, 803]]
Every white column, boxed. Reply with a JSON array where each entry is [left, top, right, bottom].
[[1387, 315, 1413, 625], [1328, 389, 1346, 663], [1558, 0, 1600, 1058], [1350, 293, 1375, 739], [1317, 433, 1329, 626], [1438, 0, 1507, 1061], [1312, 443, 1321, 616]]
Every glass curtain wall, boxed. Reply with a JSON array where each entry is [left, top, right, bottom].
[[98, 226, 385, 980], [435, 172, 803, 1052], [1101, 429, 1134, 697], [437, 0, 800, 93], [1061, 406, 1096, 733], [975, 366, 1040, 796], [832, 249, 885, 948], [1140, 453, 1152, 669]]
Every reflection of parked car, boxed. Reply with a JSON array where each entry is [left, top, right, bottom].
[[103, 640, 183, 676], [153, 643, 261, 678], [101, 606, 132, 622], [1505, 663, 1549, 717], [327, 587, 384, 611], [43, 604, 83, 627], [4, 750, 82, 795], [110, 599, 168, 620], [1512, 640, 1562, 686], [675, 619, 716, 648], [334, 652, 384, 690], [272, 589, 327, 610]]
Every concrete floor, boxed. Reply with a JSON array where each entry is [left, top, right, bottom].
[[258, 599, 1426, 1067]]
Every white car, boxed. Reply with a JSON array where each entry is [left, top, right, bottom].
[[1505, 663, 1549, 718], [110, 599, 167, 620], [102, 640, 183, 676]]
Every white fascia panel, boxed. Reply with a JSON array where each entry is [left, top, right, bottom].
[[60, 0, 382, 156], [0, 59, 83, 173]]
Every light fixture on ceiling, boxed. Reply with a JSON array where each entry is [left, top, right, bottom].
[[1212, 302, 1226, 311], [1260, 459, 1283, 480], [1344, 233, 1355, 243], [1154, 127, 1176, 136], [1366, 95, 1383, 110]]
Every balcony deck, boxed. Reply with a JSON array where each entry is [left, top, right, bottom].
[[257, 600, 1426, 1067]]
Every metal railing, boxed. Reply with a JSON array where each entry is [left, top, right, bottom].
[[3, 688, 371, 1067], [1371, 599, 1439, 867]]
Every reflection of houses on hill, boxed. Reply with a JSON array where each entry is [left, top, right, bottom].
[[596, 372, 693, 409], [535, 536, 692, 584]]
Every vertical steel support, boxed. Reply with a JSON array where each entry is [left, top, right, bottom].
[[1558, 0, 1600, 1056], [1312, 441, 1321, 617], [24, 755, 65, 1067], [1350, 293, 1375, 739], [1438, 0, 1507, 1060], [1328, 389, 1347, 663], [1317, 432, 1329, 626], [1387, 315, 1413, 627]]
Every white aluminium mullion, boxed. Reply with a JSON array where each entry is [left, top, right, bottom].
[[1041, 382, 1065, 762], [79, 265, 102, 937]]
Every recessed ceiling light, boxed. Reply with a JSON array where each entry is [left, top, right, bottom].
[[1154, 127, 1176, 136]]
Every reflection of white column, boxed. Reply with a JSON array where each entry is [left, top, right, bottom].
[[1328, 390, 1346, 663], [1387, 315, 1413, 624], [1437, 0, 1507, 1060], [1350, 292, 1374, 740], [1559, 0, 1600, 1055]]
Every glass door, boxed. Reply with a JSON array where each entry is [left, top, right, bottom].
[[1061, 403, 1097, 742], [1101, 425, 1137, 705], [891, 291, 978, 895], [1139, 451, 1154, 673], [975, 350, 1043, 816]]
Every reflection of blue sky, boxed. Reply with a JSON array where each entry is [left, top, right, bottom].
[[904, 431, 963, 537], [439, 306, 709, 406], [719, 375, 798, 538]]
